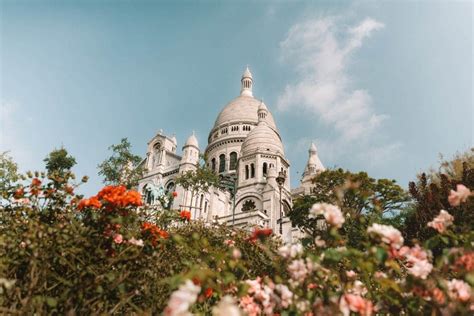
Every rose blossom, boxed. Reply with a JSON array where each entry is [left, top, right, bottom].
[[232, 248, 242, 259], [113, 234, 123, 244], [275, 284, 293, 308], [339, 294, 373, 316], [165, 280, 201, 316], [399, 245, 433, 279], [224, 239, 236, 247], [367, 223, 404, 249], [448, 184, 472, 207], [128, 237, 144, 247], [314, 236, 326, 247], [309, 203, 345, 228], [427, 210, 454, 233], [346, 270, 357, 279], [447, 279, 472, 302], [239, 295, 261, 316], [212, 296, 242, 316], [278, 243, 303, 259]]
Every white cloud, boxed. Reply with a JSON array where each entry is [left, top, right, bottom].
[[278, 16, 386, 141]]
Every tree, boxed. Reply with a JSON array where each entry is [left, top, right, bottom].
[[404, 149, 474, 243], [289, 168, 409, 247], [0, 152, 20, 196], [175, 156, 219, 211], [44, 147, 77, 175], [98, 138, 145, 189]]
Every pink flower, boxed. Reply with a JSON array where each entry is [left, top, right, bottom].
[[113, 234, 123, 244], [339, 294, 373, 316], [232, 248, 242, 259], [275, 284, 293, 308], [288, 259, 310, 283], [309, 203, 345, 228], [239, 295, 261, 316], [400, 245, 433, 279], [224, 239, 236, 247], [367, 223, 404, 249], [447, 279, 472, 302], [212, 296, 242, 316], [427, 210, 454, 233], [448, 184, 472, 207], [346, 270, 357, 279], [278, 243, 303, 259]]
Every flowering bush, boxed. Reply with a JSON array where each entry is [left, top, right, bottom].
[[0, 164, 473, 314]]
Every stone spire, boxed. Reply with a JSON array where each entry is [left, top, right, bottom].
[[301, 142, 325, 183], [257, 100, 268, 124], [240, 66, 253, 97]]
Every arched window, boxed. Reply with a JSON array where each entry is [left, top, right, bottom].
[[245, 165, 249, 179], [229, 152, 237, 170], [165, 182, 175, 194], [211, 158, 216, 172], [219, 154, 226, 173], [251, 163, 255, 178], [263, 162, 268, 176]]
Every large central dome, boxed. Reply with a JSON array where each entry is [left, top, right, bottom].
[[213, 95, 277, 130]]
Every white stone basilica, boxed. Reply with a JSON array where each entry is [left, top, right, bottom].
[[137, 67, 325, 241]]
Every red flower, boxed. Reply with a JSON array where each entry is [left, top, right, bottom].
[[14, 187, 24, 199], [65, 186, 74, 195], [31, 178, 41, 186], [204, 287, 213, 299], [78, 196, 102, 210], [142, 222, 169, 246], [248, 228, 273, 242], [97, 185, 143, 208], [180, 210, 191, 221], [172, 191, 178, 198]]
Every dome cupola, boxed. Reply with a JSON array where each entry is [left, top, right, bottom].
[[240, 66, 253, 97], [184, 131, 199, 149]]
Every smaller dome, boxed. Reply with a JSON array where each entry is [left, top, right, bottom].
[[184, 132, 199, 148], [241, 123, 284, 156], [258, 101, 268, 112]]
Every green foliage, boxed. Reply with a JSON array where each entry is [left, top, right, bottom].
[[97, 138, 145, 189], [43, 147, 77, 175], [289, 168, 409, 247], [0, 152, 19, 197], [404, 149, 474, 243], [0, 172, 277, 314], [175, 160, 219, 208]]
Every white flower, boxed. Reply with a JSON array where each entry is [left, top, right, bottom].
[[427, 210, 454, 233], [447, 279, 472, 302], [165, 280, 201, 316], [212, 296, 242, 316], [288, 259, 309, 283], [278, 243, 303, 259], [128, 237, 144, 247], [275, 284, 293, 308], [309, 203, 345, 228], [367, 223, 404, 249]]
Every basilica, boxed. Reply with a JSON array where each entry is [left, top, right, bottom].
[[137, 67, 325, 241]]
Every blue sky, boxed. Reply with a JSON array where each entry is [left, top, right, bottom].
[[1, 0, 472, 196]]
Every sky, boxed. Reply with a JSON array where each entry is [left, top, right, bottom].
[[1, 0, 472, 196]]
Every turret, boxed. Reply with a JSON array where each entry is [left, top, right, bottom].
[[240, 66, 253, 97], [301, 142, 325, 184], [180, 131, 200, 172]]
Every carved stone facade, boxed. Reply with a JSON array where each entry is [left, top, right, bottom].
[[137, 67, 325, 241]]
